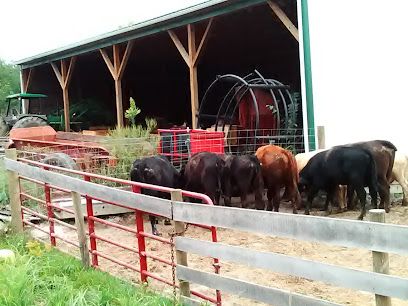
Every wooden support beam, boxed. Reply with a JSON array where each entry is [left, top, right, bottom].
[[99, 49, 116, 78], [99, 42, 134, 127], [188, 24, 199, 129], [168, 30, 190, 66], [51, 62, 63, 88], [193, 18, 213, 66], [64, 57, 77, 88], [118, 41, 134, 80], [51, 58, 76, 131], [168, 21, 214, 128], [114, 79, 124, 127], [268, 0, 299, 42], [22, 68, 33, 93]]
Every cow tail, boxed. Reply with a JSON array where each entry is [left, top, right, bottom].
[[364, 148, 378, 196], [216, 159, 224, 196], [283, 150, 299, 184]]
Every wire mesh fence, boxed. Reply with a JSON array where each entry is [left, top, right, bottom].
[[16, 128, 315, 181]]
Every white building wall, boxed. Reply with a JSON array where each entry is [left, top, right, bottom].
[[308, 0, 408, 152]]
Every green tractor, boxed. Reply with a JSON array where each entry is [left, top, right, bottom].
[[0, 93, 49, 135]]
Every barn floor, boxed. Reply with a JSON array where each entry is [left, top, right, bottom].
[[31, 201, 408, 306]]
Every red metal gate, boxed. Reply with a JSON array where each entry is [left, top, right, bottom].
[[17, 157, 221, 305]]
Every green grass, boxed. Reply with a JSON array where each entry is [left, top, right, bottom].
[[0, 234, 173, 306]]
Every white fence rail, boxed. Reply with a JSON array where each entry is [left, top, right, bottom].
[[173, 202, 408, 255], [172, 203, 408, 305]]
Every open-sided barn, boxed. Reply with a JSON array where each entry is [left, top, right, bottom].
[[15, 0, 316, 150]]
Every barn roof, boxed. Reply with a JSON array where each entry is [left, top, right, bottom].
[[15, 0, 266, 69]]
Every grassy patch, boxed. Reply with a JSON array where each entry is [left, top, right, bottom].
[[0, 234, 173, 305]]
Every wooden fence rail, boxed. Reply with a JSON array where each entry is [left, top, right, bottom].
[[5, 156, 408, 306]]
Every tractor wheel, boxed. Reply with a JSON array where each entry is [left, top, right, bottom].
[[12, 116, 48, 129], [40, 153, 79, 170], [0, 118, 9, 136]]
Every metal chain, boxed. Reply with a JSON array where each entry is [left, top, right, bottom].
[[169, 223, 190, 305], [170, 233, 177, 305]]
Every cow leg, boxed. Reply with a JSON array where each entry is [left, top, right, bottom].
[[346, 186, 355, 211], [266, 189, 274, 211], [254, 188, 265, 210], [336, 186, 347, 212], [356, 186, 367, 220], [392, 171, 408, 206], [214, 191, 221, 206], [272, 188, 281, 212], [305, 187, 318, 215], [149, 215, 161, 236], [324, 188, 334, 216], [377, 177, 390, 213], [240, 195, 248, 209], [224, 196, 232, 207], [286, 185, 299, 214]]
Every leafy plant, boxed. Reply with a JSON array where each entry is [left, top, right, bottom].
[[125, 97, 141, 126], [97, 118, 159, 181]]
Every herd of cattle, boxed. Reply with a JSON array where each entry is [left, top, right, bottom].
[[130, 140, 407, 235]]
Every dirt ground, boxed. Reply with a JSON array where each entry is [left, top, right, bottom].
[[31, 200, 408, 306]]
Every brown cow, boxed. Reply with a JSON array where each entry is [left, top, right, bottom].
[[255, 145, 300, 213], [345, 140, 397, 212]]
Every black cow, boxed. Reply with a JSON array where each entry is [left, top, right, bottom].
[[344, 140, 396, 212], [182, 152, 225, 205], [299, 146, 378, 220], [130, 155, 181, 236], [221, 155, 264, 209]]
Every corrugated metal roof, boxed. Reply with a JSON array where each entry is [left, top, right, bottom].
[[16, 0, 266, 69]]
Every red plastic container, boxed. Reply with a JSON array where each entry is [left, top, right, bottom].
[[157, 129, 225, 162]]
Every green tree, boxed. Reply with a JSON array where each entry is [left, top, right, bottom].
[[0, 59, 20, 112]]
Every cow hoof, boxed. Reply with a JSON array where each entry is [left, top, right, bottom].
[[305, 211, 310, 215], [153, 231, 162, 236], [164, 219, 171, 226], [292, 210, 298, 214], [385, 208, 390, 213], [357, 215, 364, 221]]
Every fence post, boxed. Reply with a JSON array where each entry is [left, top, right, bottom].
[[71, 191, 90, 267], [317, 125, 325, 149], [171, 189, 191, 298], [132, 185, 148, 283], [5, 149, 23, 233], [84, 175, 98, 267], [369, 209, 391, 306]]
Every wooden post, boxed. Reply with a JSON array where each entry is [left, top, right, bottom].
[[21, 68, 32, 93], [317, 125, 325, 149], [369, 209, 391, 306], [171, 189, 191, 298], [71, 191, 90, 267], [99, 41, 134, 128], [5, 149, 23, 233], [51, 57, 77, 131], [267, 1, 299, 41], [169, 19, 213, 128]]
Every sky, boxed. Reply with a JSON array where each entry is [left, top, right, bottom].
[[0, 0, 204, 63]]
